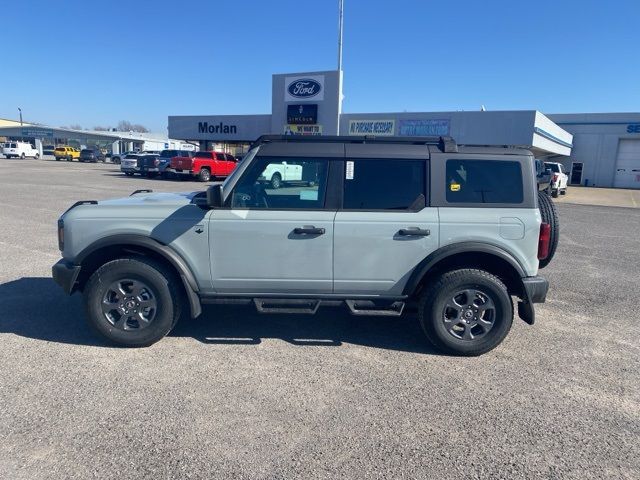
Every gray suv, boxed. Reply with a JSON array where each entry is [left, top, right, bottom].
[[52, 136, 551, 356]]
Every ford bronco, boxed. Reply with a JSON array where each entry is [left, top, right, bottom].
[[52, 135, 552, 356]]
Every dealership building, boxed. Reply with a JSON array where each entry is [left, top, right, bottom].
[[168, 69, 640, 189], [0, 122, 191, 155]]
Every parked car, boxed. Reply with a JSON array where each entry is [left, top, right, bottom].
[[54, 146, 81, 161], [544, 162, 569, 197], [120, 153, 141, 176], [156, 150, 194, 178], [52, 135, 552, 355], [137, 154, 162, 177], [3, 141, 39, 159], [79, 149, 106, 163], [111, 151, 138, 164], [170, 151, 237, 182], [43, 145, 56, 156]]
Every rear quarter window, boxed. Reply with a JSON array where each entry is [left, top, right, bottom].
[[446, 159, 523, 204]]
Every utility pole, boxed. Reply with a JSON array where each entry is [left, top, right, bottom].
[[18, 107, 22, 125]]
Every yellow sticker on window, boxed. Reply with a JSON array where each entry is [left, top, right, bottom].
[[450, 182, 461, 192]]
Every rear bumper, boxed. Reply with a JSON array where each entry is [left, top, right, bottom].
[[52, 259, 81, 294], [522, 275, 548, 303]]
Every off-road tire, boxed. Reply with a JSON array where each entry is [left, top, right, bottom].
[[83, 257, 182, 347], [270, 172, 282, 189], [198, 168, 211, 182], [538, 191, 559, 269], [418, 269, 513, 356]]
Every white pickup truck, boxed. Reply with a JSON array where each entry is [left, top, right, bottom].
[[2, 141, 39, 159], [262, 161, 303, 189], [544, 162, 569, 197]]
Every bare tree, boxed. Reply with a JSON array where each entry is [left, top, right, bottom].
[[116, 120, 149, 133], [93, 126, 110, 131], [68, 124, 82, 130]]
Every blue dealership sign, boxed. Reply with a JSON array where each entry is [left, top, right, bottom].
[[399, 119, 450, 136]]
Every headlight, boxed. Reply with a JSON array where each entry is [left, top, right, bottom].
[[57, 218, 64, 251]]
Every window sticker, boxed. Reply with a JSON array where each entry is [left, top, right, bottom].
[[346, 161, 354, 180], [300, 190, 318, 201], [450, 182, 461, 192]]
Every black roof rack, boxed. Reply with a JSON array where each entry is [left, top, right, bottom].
[[251, 135, 459, 153]]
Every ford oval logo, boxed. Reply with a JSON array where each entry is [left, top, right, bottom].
[[287, 79, 322, 98]]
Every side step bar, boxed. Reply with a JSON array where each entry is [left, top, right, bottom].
[[254, 298, 320, 314], [233, 298, 407, 317], [345, 300, 405, 317]]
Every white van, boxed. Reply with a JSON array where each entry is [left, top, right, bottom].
[[3, 141, 39, 159]]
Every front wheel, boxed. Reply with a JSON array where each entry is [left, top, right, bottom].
[[418, 269, 513, 356], [20, 153, 25, 159], [83, 257, 182, 347], [35, 153, 40, 159]]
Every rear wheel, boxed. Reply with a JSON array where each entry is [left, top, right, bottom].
[[124, 172, 134, 176], [35, 153, 40, 159], [538, 191, 559, 269], [270, 172, 282, 189], [198, 168, 211, 182], [20, 153, 25, 159], [83, 257, 182, 347], [418, 269, 513, 356]]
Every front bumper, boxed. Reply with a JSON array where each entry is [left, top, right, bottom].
[[52, 259, 81, 294]]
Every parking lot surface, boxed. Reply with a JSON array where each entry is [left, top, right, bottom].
[[0, 158, 638, 479]]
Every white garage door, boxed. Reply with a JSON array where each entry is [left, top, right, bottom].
[[614, 139, 640, 189]]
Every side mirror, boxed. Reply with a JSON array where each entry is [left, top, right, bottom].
[[207, 184, 224, 208]]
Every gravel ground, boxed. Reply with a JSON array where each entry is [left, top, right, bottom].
[[0, 158, 638, 479]]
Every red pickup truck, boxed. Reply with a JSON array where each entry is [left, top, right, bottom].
[[170, 151, 237, 182]]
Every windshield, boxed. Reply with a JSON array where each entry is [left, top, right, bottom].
[[124, 154, 138, 159], [81, 150, 94, 154], [160, 150, 178, 158], [544, 163, 560, 173]]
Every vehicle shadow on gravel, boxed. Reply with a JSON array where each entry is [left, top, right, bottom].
[[0, 278, 440, 354], [0, 277, 105, 347], [171, 304, 440, 355]]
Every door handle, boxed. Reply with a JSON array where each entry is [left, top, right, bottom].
[[398, 228, 430, 237], [293, 226, 325, 235]]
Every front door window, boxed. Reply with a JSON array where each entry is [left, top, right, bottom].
[[230, 157, 328, 209]]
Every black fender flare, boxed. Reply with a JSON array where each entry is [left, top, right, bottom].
[[403, 242, 526, 296], [75, 234, 201, 318], [403, 242, 538, 325]]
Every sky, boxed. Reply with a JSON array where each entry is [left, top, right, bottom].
[[2, 0, 639, 132]]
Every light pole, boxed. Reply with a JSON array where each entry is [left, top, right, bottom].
[[18, 107, 22, 125], [337, 0, 344, 72], [336, 0, 344, 135]]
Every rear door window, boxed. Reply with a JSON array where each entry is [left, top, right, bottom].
[[343, 159, 426, 210], [446, 159, 523, 204]]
